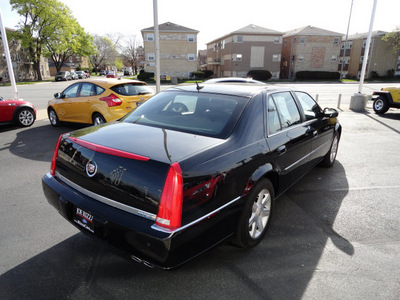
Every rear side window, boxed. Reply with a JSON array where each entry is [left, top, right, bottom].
[[94, 85, 105, 95], [123, 91, 249, 138], [268, 92, 301, 130], [111, 83, 153, 96], [295, 91, 321, 120]]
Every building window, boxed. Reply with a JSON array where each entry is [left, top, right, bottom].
[[147, 53, 155, 61], [300, 37, 306, 44], [237, 35, 243, 43], [188, 34, 195, 42], [298, 55, 304, 62], [147, 33, 154, 42], [331, 55, 337, 62], [188, 54, 195, 61], [221, 40, 225, 49], [334, 38, 339, 45], [236, 54, 242, 61], [272, 54, 281, 62], [274, 37, 280, 44]]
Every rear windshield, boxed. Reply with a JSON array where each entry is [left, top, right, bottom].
[[111, 83, 153, 96], [122, 91, 249, 138], [57, 72, 66, 75]]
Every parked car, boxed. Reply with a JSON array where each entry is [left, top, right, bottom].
[[106, 71, 118, 78], [47, 78, 154, 126], [124, 70, 132, 76], [70, 71, 79, 80], [0, 96, 36, 127], [76, 71, 87, 79], [372, 87, 400, 114], [55, 71, 72, 81], [42, 83, 341, 269], [204, 77, 266, 84], [99, 70, 106, 76]]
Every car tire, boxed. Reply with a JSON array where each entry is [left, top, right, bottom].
[[92, 113, 106, 125], [235, 178, 274, 248], [16, 108, 35, 127], [373, 97, 389, 114], [48, 108, 61, 127], [320, 132, 340, 167]]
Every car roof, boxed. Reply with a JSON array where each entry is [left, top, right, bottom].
[[204, 77, 266, 84], [78, 78, 147, 87], [166, 83, 290, 97]]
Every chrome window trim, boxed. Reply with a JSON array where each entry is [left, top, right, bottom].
[[55, 173, 157, 221]]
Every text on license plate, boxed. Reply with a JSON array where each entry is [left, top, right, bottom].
[[73, 207, 94, 233]]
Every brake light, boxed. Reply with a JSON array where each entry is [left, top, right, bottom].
[[99, 93, 122, 107], [50, 134, 63, 176], [156, 162, 183, 231]]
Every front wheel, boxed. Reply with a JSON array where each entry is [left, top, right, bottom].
[[48, 108, 61, 127], [320, 132, 340, 167], [92, 113, 106, 125], [235, 178, 274, 248], [16, 108, 35, 127], [373, 97, 389, 114]]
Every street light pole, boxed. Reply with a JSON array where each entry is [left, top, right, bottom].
[[358, 0, 378, 93], [0, 7, 19, 100], [340, 0, 354, 82], [153, 0, 160, 93]]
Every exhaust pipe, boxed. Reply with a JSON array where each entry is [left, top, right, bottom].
[[131, 255, 155, 268]]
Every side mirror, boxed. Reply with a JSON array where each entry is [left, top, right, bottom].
[[323, 108, 339, 118], [54, 92, 63, 99]]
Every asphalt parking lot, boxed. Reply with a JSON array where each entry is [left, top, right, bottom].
[[0, 92, 400, 299]]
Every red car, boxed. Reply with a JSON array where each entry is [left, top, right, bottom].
[[106, 71, 118, 78], [0, 97, 36, 127]]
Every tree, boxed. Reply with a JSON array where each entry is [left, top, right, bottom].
[[382, 27, 400, 54], [120, 35, 141, 74], [44, 20, 96, 73], [10, 0, 73, 80], [89, 35, 117, 71]]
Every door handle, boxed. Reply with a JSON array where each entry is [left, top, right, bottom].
[[277, 145, 287, 155]]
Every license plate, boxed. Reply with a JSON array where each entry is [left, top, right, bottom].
[[73, 207, 94, 233]]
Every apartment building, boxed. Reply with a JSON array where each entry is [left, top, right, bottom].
[[1, 27, 50, 82], [141, 22, 199, 78], [280, 26, 342, 79], [340, 31, 400, 79], [206, 24, 283, 79]]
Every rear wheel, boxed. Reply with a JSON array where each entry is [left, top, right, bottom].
[[92, 113, 106, 125], [373, 97, 389, 114], [16, 108, 35, 127], [235, 178, 274, 248], [48, 108, 61, 127]]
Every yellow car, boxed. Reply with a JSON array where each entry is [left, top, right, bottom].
[[372, 87, 400, 114], [47, 78, 154, 126]]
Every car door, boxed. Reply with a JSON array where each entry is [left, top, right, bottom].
[[75, 82, 97, 123], [266, 91, 313, 191], [56, 83, 81, 122], [294, 91, 334, 166]]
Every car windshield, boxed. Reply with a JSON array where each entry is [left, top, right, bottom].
[[57, 72, 66, 75], [111, 83, 153, 96], [122, 91, 249, 138]]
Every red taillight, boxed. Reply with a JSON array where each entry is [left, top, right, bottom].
[[99, 93, 122, 107], [156, 162, 183, 231], [50, 134, 63, 176]]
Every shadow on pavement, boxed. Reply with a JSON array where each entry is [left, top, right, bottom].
[[0, 162, 349, 299]]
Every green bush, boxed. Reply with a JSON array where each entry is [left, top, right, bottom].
[[296, 71, 340, 80], [247, 70, 272, 81]]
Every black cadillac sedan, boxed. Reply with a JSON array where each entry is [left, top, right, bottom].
[[42, 83, 341, 269]]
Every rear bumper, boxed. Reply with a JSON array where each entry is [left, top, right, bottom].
[[42, 173, 237, 268]]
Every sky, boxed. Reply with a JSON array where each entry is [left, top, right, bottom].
[[1, 0, 400, 50]]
